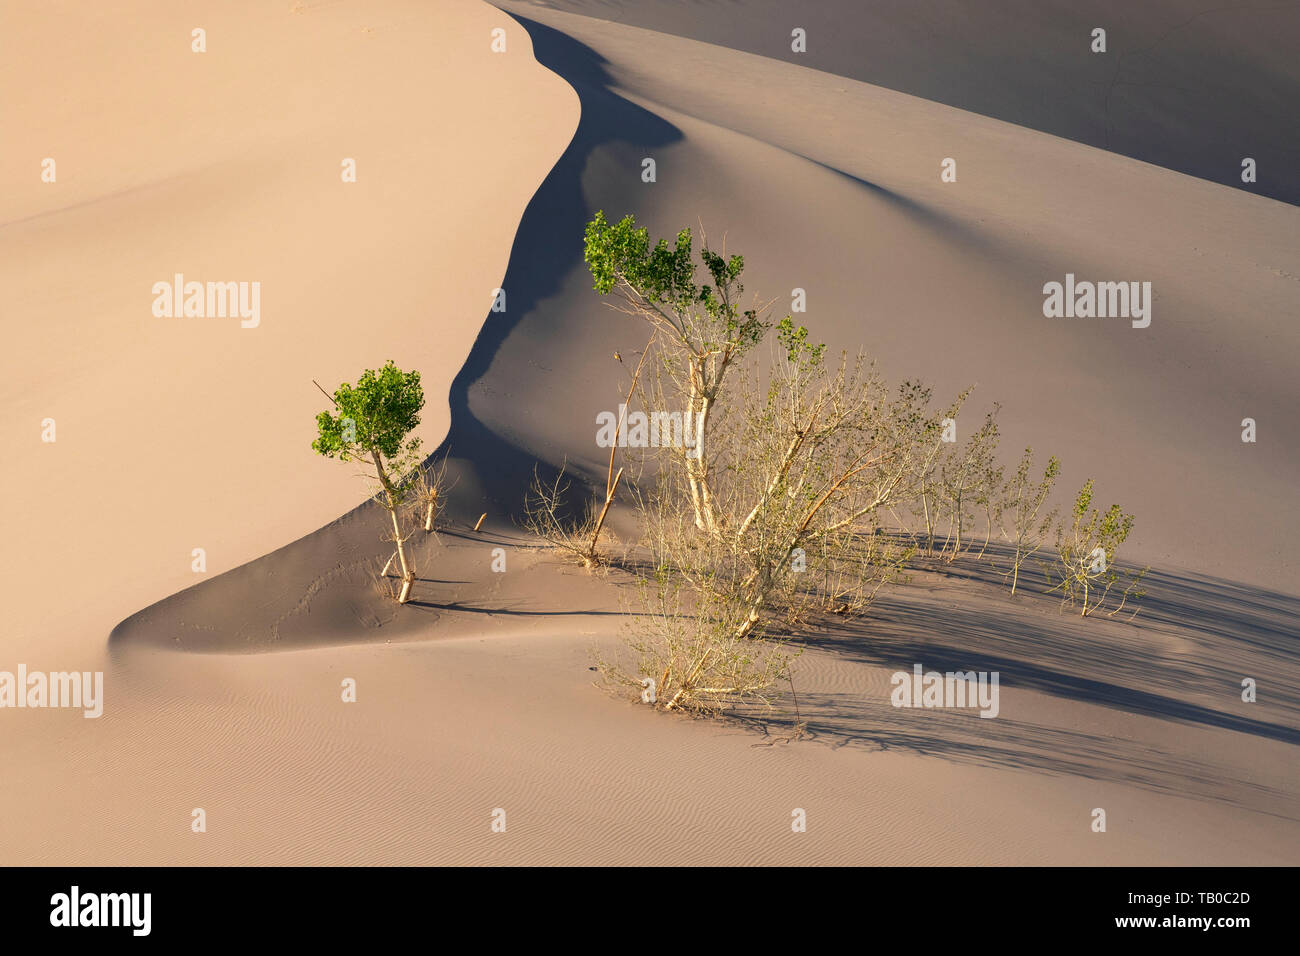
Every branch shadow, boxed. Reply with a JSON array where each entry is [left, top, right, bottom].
[[739, 543, 1299, 816]]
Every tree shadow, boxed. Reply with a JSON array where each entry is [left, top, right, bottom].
[[742, 690, 1299, 820], [734, 546, 1300, 816], [405, 599, 624, 618]]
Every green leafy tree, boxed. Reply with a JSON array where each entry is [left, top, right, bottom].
[[584, 211, 773, 533], [313, 361, 425, 604]]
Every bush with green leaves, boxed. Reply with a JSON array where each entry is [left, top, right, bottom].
[[313, 361, 425, 603], [1045, 479, 1148, 617], [1001, 448, 1060, 595]]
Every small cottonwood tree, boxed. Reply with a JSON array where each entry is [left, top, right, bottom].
[[584, 220, 980, 710], [973, 452, 1006, 559], [904, 387, 973, 555], [313, 361, 425, 604], [1046, 479, 1148, 617], [937, 404, 1001, 561], [584, 211, 771, 534], [1001, 448, 1059, 595]]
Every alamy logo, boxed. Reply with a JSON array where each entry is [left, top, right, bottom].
[[596, 404, 702, 458], [890, 663, 1000, 718], [0, 665, 103, 718], [50, 886, 150, 936], [151, 273, 260, 328], [1042, 273, 1151, 328]]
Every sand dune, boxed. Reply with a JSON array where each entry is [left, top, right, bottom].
[[474, 2, 1300, 594], [521, 0, 1300, 206], [5, 0, 1298, 865], [0, 0, 576, 859], [0, 0, 575, 663]]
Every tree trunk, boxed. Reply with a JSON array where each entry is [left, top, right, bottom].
[[389, 507, 411, 582], [694, 392, 717, 533], [685, 382, 706, 530], [735, 565, 772, 639], [952, 492, 963, 557], [371, 449, 413, 604], [922, 491, 934, 554]]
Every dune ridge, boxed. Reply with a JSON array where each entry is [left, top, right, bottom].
[[514, 0, 1300, 206], [0, 0, 577, 862]]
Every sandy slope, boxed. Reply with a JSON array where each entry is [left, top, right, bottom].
[[521, 0, 1300, 206], [0, 0, 575, 662], [475, 1, 1300, 595], [0, 0, 575, 857], [5, 1, 1299, 865], [87, 528, 1297, 865]]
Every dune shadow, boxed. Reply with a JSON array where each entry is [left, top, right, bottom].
[[430, 14, 683, 520]]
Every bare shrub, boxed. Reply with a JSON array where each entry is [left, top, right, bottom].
[[521, 464, 607, 568], [406, 453, 457, 535], [604, 570, 798, 715], [812, 528, 916, 616]]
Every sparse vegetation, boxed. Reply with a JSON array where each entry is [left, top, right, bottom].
[[521, 463, 606, 568], [937, 405, 1001, 561], [409, 452, 456, 536], [1001, 448, 1060, 595], [601, 569, 799, 715], [520, 214, 1149, 715]]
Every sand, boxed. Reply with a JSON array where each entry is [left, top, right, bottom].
[[2, 0, 1297, 865], [519, 0, 1300, 206]]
